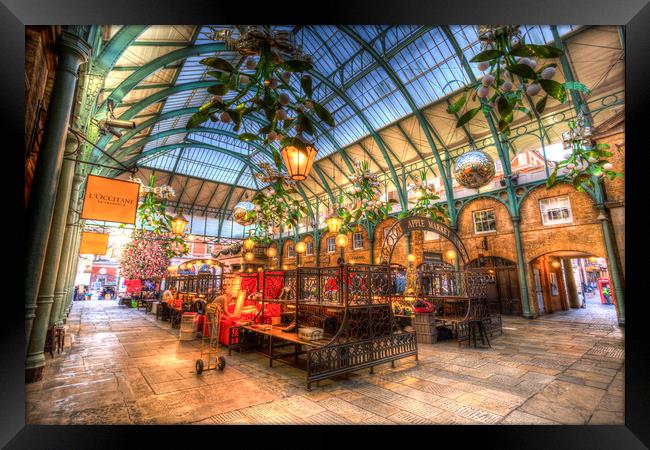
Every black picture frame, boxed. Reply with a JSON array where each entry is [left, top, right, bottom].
[[6, 0, 649, 447]]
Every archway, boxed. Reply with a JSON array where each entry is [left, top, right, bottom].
[[379, 216, 469, 266], [529, 250, 618, 325]]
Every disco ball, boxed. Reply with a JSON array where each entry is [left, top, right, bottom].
[[453, 150, 496, 189], [232, 201, 255, 226]]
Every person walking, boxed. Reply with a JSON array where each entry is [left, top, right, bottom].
[[602, 286, 612, 305]]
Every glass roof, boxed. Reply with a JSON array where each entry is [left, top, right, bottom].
[[113, 24, 587, 195]]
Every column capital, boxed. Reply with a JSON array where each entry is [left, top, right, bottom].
[[57, 30, 91, 62], [596, 205, 609, 221], [55, 30, 91, 74]]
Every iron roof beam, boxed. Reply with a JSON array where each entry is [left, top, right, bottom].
[[338, 25, 456, 222], [308, 69, 408, 210]]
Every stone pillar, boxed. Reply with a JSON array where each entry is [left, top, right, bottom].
[[598, 206, 625, 325], [562, 258, 581, 308], [25, 31, 91, 347], [512, 217, 534, 318], [26, 136, 80, 382], [51, 172, 84, 325]]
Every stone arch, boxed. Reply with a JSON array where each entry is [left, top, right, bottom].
[[518, 182, 605, 263], [456, 195, 511, 223]]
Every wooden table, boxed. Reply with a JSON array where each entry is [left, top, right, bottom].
[[238, 325, 329, 368]]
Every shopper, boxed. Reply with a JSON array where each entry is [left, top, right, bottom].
[[602, 286, 612, 305]]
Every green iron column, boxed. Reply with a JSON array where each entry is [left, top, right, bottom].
[[51, 172, 84, 325], [25, 31, 91, 347], [598, 206, 625, 325], [64, 216, 84, 318], [512, 217, 534, 318], [26, 136, 80, 382]]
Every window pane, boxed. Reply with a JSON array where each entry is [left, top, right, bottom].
[[539, 196, 573, 225]]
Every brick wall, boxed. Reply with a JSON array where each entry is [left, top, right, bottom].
[[519, 183, 606, 262], [271, 173, 623, 318], [25, 26, 58, 205]]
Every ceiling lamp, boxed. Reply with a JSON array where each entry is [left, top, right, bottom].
[[281, 141, 317, 181], [170, 209, 189, 236], [407, 254, 416, 263], [325, 211, 342, 234], [243, 235, 255, 251], [244, 252, 255, 262], [295, 241, 307, 254], [266, 247, 277, 258]]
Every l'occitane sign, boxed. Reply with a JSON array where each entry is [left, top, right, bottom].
[[79, 232, 110, 255], [80, 175, 139, 224]]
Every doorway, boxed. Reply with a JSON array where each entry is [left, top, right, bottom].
[[529, 251, 618, 325], [466, 257, 521, 315]]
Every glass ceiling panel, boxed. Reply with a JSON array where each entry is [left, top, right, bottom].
[[125, 24, 583, 196], [139, 148, 180, 171]]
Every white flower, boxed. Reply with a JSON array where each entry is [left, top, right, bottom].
[[541, 67, 556, 80], [526, 83, 541, 96], [525, 59, 537, 69], [603, 162, 613, 170], [482, 74, 495, 86], [245, 58, 257, 70], [477, 86, 489, 98], [477, 61, 490, 71], [566, 163, 576, 170], [278, 93, 290, 106]]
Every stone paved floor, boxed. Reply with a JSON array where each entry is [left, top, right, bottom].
[[26, 296, 624, 425]]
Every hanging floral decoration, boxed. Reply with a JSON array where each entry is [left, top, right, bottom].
[[119, 230, 170, 281], [130, 175, 176, 200], [398, 170, 447, 221], [546, 112, 624, 191], [336, 160, 397, 229], [446, 25, 621, 192], [185, 26, 335, 155], [244, 160, 309, 243], [135, 174, 189, 258], [447, 25, 590, 135]]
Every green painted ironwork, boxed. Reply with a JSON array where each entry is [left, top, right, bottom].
[[442, 25, 534, 318], [339, 25, 457, 225]]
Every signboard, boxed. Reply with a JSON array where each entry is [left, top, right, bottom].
[[380, 216, 469, 265], [80, 175, 139, 224], [423, 252, 442, 264], [79, 232, 110, 255]]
